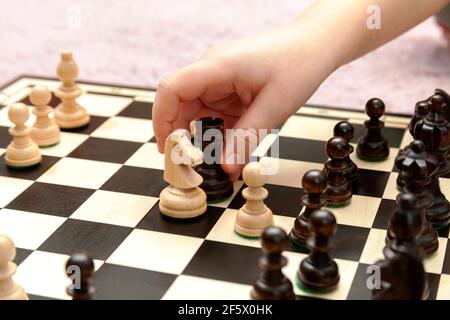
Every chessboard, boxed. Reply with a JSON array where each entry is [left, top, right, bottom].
[[1, 75, 450, 300]]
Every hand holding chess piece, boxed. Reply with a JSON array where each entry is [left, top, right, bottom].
[[30, 86, 60, 147], [159, 129, 207, 219], [54, 50, 90, 129], [5, 103, 42, 168], [0, 234, 28, 300]]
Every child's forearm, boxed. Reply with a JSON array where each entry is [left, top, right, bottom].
[[292, 0, 449, 68]]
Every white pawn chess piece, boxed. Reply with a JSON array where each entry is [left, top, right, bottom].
[[54, 50, 90, 129], [235, 161, 274, 238], [159, 129, 207, 219], [30, 86, 61, 147], [0, 235, 28, 300], [5, 103, 42, 168]]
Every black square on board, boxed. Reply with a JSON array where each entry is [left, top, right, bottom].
[[60, 116, 107, 135], [95, 263, 176, 300], [183, 240, 261, 285], [372, 199, 396, 229], [6, 182, 94, 217], [118, 100, 153, 120], [101, 166, 167, 197], [0, 155, 60, 181], [333, 225, 370, 261], [0, 126, 10, 148], [14, 248, 33, 266], [346, 263, 372, 300], [68, 137, 142, 164], [271, 136, 327, 163], [352, 169, 391, 198], [38, 219, 132, 260], [137, 203, 224, 238]]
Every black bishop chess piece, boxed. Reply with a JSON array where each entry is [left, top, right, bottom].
[[251, 226, 295, 300], [194, 117, 233, 202], [414, 94, 450, 228], [374, 193, 428, 300], [356, 98, 389, 161], [323, 136, 352, 207], [333, 121, 359, 182], [66, 252, 95, 300], [290, 169, 327, 247], [388, 140, 439, 256], [296, 209, 339, 292]]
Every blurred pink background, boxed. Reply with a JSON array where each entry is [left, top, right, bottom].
[[1, 0, 449, 114]]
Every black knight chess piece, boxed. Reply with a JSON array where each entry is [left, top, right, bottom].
[[297, 209, 339, 292], [194, 117, 233, 202], [414, 94, 450, 228], [333, 121, 359, 182], [388, 140, 439, 256], [251, 226, 295, 300], [356, 98, 389, 161], [66, 252, 95, 300], [290, 169, 327, 247]]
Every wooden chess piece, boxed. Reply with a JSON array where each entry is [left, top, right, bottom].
[[194, 117, 233, 202], [323, 136, 352, 207], [54, 50, 90, 129], [409, 99, 429, 138], [435, 88, 450, 122], [235, 161, 274, 238], [159, 129, 207, 219], [297, 209, 339, 292], [356, 98, 389, 161], [66, 253, 95, 300], [333, 121, 359, 182], [30, 86, 61, 147], [388, 140, 439, 256], [251, 226, 295, 300], [290, 169, 327, 247], [5, 103, 42, 168], [0, 234, 28, 300]]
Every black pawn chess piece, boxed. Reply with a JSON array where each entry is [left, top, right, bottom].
[[388, 140, 439, 256], [251, 226, 295, 300], [66, 253, 95, 300], [414, 94, 450, 228], [333, 121, 359, 182], [297, 209, 339, 292], [356, 98, 389, 161], [323, 136, 352, 207], [290, 169, 327, 247], [194, 117, 233, 202]]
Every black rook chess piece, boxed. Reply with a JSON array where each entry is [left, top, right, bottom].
[[333, 121, 359, 182], [290, 169, 327, 247], [297, 209, 339, 292], [323, 136, 352, 207], [356, 98, 389, 161], [251, 226, 295, 300], [66, 252, 95, 300], [194, 117, 234, 202]]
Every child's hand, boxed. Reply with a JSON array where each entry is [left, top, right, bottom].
[[152, 25, 338, 180]]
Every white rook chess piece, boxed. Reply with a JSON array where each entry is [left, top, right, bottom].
[[30, 86, 61, 147], [235, 161, 274, 238], [5, 103, 42, 168], [54, 50, 90, 129], [0, 235, 28, 300]]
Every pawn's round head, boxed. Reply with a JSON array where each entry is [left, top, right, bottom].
[[415, 100, 429, 115], [30, 86, 52, 107], [333, 121, 354, 142], [261, 226, 288, 253], [61, 50, 73, 61], [410, 140, 425, 154], [66, 253, 95, 279], [8, 103, 29, 126], [302, 169, 327, 194], [0, 235, 16, 266], [242, 161, 266, 187], [428, 94, 446, 113], [365, 98, 385, 119], [310, 209, 336, 237], [326, 136, 349, 159]]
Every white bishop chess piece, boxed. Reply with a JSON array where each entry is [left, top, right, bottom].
[[5, 103, 42, 168], [0, 234, 28, 300], [30, 85, 61, 147], [235, 161, 274, 238], [54, 50, 90, 129], [159, 129, 207, 219]]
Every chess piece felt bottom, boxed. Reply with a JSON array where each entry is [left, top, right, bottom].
[[0, 235, 28, 300], [159, 185, 207, 219]]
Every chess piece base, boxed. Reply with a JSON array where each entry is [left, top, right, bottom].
[[196, 165, 234, 202], [297, 258, 339, 292], [159, 185, 207, 219], [30, 124, 61, 147], [251, 279, 295, 300], [324, 186, 352, 207], [356, 138, 389, 162], [234, 206, 273, 238], [5, 143, 41, 168], [54, 104, 90, 129]]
